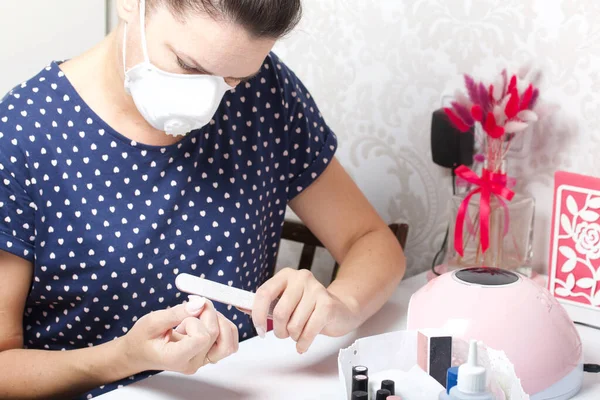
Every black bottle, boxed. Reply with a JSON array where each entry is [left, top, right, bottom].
[[381, 379, 395, 395], [351, 374, 368, 393], [375, 389, 391, 400], [352, 365, 368, 377], [351, 391, 368, 400]]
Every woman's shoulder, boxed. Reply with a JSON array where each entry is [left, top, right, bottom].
[[261, 52, 304, 93], [235, 52, 306, 99], [1, 61, 66, 105], [0, 62, 70, 145], [224, 52, 313, 119]]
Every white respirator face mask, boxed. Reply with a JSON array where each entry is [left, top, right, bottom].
[[122, 0, 234, 136]]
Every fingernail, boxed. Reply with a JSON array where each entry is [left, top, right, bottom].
[[186, 295, 206, 313], [255, 325, 266, 339]]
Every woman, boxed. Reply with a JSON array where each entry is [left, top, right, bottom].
[[0, 0, 405, 398]]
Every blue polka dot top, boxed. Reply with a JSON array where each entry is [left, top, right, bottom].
[[0, 52, 337, 399]]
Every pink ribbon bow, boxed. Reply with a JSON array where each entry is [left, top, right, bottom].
[[454, 165, 515, 257]]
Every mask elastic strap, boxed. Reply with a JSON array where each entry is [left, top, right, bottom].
[[139, 0, 150, 63], [122, 0, 150, 75]]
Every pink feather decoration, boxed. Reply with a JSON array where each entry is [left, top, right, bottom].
[[483, 111, 497, 137], [478, 82, 490, 112], [498, 94, 511, 112], [492, 77, 504, 101], [471, 104, 484, 123], [508, 75, 517, 93], [501, 69, 508, 98], [517, 110, 538, 122], [454, 90, 472, 108], [483, 112, 505, 139], [504, 87, 520, 119], [444, 107, 470, 132], [474, 154, 486, 163], [464, 74, 480, 105], [493, 105, 506, 126], [529, 88, 540, 109], [520, 84, 534, 111], [504, 121, 529, 134], [452, 101, 475, 126]]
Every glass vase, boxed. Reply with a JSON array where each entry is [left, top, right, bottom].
[[444, 190, 535, 276]]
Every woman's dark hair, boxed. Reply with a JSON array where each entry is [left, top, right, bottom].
[[151, 0, 302, 38]]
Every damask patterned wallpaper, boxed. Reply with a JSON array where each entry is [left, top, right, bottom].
[[273, 0, 599, 279]]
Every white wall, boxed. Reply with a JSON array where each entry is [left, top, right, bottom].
[[273, 0, 599, 278], [0, 0, 107, 95]]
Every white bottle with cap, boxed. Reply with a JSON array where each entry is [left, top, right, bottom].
[[448, 340, 495, 400]]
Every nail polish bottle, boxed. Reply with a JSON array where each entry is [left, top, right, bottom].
[[352, 374, 369, 393], [352, 365, 369, 377], [448, 341, 495, 400], [351, 391, 368, 400], [381, 379, 395, 395], [375, 389, 391, 400]]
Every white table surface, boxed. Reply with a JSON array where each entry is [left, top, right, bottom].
[[98, 272, 600, 400]]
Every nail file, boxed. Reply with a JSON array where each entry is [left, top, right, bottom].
[[175, 273, 277, 317]]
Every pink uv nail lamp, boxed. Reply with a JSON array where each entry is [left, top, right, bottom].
[[407, 267, 583, 400]]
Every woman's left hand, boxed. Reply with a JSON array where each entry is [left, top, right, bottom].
[[251, 268, 359, 354]]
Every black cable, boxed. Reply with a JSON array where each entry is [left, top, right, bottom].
[[574, 322, 600, 374], [574, 320, 600, 331], [431, 173, 457, 276], [452, 172, 457, 195], [431, 228, 448, 276], [584, 364, 600, 373]]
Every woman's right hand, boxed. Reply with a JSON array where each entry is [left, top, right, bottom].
[[123, 296, 239, 375]]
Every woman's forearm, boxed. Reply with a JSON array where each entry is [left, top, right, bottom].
[[327, 226, 406, 330], [0, 336, 139, 400]]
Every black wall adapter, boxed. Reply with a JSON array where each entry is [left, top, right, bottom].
[[430, 108, 475, 170]]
